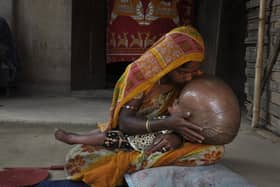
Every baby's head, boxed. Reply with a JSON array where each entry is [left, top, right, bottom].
[[171, 75, 241, 145]]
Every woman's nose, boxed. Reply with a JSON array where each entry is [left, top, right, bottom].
[[185, 73, 193, 81]]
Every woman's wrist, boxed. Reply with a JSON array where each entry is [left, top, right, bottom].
[[173, 132, 184, 145], [161, 116, 173, 131], [149, 116, 172, 132]]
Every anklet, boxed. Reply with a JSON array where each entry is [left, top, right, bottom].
[[103, 130, 132, 150]]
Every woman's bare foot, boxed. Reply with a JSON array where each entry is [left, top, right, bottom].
[[54, 129, 77, 145]]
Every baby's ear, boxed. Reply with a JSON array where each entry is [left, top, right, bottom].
[[168, 106, 175, 115], [168, 99, 178, 114], [173, 99, 179, 107]]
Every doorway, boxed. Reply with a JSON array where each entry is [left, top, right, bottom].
[[71, 0, 245, 104], [71, 0, 107, 90]]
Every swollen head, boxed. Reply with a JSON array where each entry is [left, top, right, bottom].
[[177, 75, 241, 144]]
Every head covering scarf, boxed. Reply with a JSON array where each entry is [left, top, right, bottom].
[[100, 25, 205, 131]]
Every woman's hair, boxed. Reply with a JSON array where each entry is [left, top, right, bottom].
[[179, 75, 241, 145]]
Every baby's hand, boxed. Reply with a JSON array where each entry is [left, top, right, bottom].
[[145, 133, 182, 154], [166, 107, 205, 143]]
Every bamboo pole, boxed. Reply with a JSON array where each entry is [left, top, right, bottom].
[[251, 0, 267, 128]]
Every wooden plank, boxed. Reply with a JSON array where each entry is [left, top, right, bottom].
[[252, 96, 280, 115], [246, 92, 253, 101], [244, 82, 280, 106], [271, 5, 280, 16], [272, 0, 280, 6], [271, 71, 280, 80], [247, 20, 259, 31], [271, 21, 280, 31], [255, 128, 280, 142], [247, 10, 271, 21], [245, 30, 269, 44], [246, 0, 259, 9], [270, 62, 280, 71], [245, 62, 257, 69], [269, 80, 280, 92], [248, 79, 255, 93], [246, 0, 271, 9], [269, 115, 280, 135], [266, 125, 280, 136], [245, 68, 255, 77], [259, 107, 280, 135], [245, 58, 280, 70], [271, 91, 280, 105], [245, 46, 269, 61], [245, 3, 280, 134], [271, 114, 280, 127], [269, 103, 280, 117], [246, 0, 280, 9], [270, 15, 280, 23], [244, 89, 253, 100]]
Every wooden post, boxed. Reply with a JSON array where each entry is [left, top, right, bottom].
[[251, 0, 266, 128]]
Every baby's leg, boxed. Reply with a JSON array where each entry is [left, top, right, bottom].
[[54, 129, 105, 146]]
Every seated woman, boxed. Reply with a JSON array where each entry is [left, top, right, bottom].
[[55, 26, 227, 187], [56, 74, 240, 147]]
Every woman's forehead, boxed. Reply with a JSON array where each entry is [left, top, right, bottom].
[[180, 61, 200, 69]]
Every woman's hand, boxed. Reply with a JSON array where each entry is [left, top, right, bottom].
[[145, 133, 182, 154], [166, 106, 205, 143]]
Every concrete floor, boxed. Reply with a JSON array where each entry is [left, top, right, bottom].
[[0, 96, 280, 186]]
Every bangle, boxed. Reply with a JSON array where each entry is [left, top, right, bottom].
[[153, 115, 168, 120], [145, 119, 152, 133], [123, 105, 137, 111]]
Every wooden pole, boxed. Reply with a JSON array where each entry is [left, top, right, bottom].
[[251, 0, 266, 128]]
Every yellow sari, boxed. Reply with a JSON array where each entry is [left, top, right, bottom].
[[65, 26, 224, 187]]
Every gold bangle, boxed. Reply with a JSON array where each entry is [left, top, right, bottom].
[[145, 119, 152, 133]]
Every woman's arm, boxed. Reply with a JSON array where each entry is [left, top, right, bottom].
[[118, 99, 205, 144], [118, 99, 169, 135]]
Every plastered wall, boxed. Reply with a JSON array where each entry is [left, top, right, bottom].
[[14, 0, 72, 94], [0, 0, 13, 27]]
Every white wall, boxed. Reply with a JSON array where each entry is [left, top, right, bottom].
[[0, 0, 13, 28], [14, 0, 72, 94]]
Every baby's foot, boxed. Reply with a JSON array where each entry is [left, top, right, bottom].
[[54, 129, 76, 145]]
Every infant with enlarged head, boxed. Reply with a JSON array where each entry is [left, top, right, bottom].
[[170, 75, 241, 145]]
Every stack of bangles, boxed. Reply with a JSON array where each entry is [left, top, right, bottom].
[[145, 115, 168, 133], [103, 106, 172, 150], [122, 104, 170, 133]]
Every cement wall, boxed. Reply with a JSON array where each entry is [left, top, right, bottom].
[[0, 0, 13, 28], [14, 0, 72, 94]]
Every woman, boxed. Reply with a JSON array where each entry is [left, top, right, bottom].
[[58, 26, 224, 187]]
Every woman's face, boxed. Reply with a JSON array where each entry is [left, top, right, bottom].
[[167, 61, 201, 84]]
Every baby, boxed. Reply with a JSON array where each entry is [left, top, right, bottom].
[[55, 75, 240, 150], [170, 75, 240, 145]]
